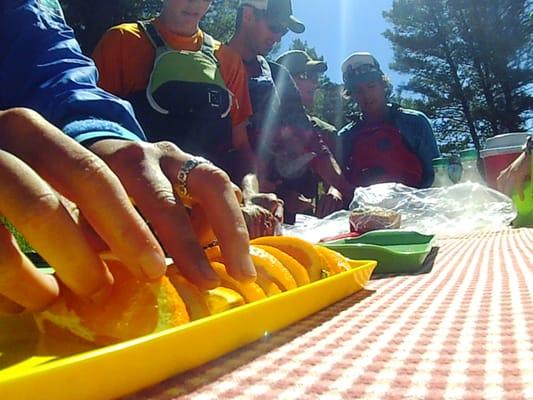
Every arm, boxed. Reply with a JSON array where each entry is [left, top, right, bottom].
[[415, 113, 440, 188], [0, 0, 144, 145]]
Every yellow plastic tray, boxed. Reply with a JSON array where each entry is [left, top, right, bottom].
[[0, 260, 376, 400]]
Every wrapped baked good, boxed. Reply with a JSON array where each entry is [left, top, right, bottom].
[[349, 206, 401, 234]]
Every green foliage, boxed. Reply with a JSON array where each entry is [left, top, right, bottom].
[[384, 0, 533, 152], [60, 0, 163, 53], [200, 0, 239, 43]]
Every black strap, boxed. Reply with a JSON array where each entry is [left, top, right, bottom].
[[138, 20, 166, 49], [200, 33, 219, 65]]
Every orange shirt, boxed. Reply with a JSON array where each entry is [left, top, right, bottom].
[[92, 20, 252, 126]]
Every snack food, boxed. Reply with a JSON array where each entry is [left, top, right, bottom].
[[34, 259, 189, 345], [349, 206, 401, 233]]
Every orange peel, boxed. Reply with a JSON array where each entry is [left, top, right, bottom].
[[251, 236, 323, 282]]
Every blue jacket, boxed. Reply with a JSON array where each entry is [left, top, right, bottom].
[[337, 105, 441, 188], [0, 0, 145, 144]]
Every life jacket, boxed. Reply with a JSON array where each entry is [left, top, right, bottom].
[[127, 21, 233, 170], [346, 120, 423, 187]]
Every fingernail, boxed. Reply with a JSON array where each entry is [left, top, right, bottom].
[[239, 257, 257, 283], [139, 250, 167, 280]]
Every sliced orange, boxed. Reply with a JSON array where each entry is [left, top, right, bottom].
[[255, 273, 283, 296], [253, 245, 310, 286], [250, 246, 297, 291], [35, 259, 189, 344], [314, 246, 348, 276], [250, 236, 323, 282], [205, 287, 245, 315], [166, 267, 210, 321], [210, 262, 266, 303], [205, 245, 223, 263]]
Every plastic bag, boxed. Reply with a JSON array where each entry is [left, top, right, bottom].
[[283, 182, 516, 242], [348, 182, 516, 237]]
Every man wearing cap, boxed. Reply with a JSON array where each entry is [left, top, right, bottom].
[[337, 52, 440, 189], [228, 1, 352, 222], [276, 50, 345, 217]]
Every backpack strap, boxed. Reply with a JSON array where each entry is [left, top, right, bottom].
[[138, 20, 167, 54], [200, 32, 220, 66]]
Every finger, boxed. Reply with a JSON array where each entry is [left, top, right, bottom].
[[108, 145, 220, 288], [0, 294, 25, 314], [165, 159, 256, 282], [0, 111, 166, 281], [0, 223, 58, 311], [189, 205, 217, 247], [0, 150, 113, 298]]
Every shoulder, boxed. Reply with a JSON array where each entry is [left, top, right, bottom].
[[393, 106, 431, 125], [338, 120, 361, 137], [215, 43, 245, 66], [100, 23, 146, 45]]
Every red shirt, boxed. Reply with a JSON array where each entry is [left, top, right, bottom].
[[347, 122, 423, 187]]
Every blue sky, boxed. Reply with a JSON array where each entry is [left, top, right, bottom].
[[278, 0, 406, 86]]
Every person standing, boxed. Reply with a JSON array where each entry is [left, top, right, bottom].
[[228, 0, 352, 222], [338, 52, 440, 189]]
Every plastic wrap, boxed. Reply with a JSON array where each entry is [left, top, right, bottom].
[[283, 182, 517, 242]]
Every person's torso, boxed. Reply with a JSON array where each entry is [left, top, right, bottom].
[[346, 120, 423, 187], [126, 21, 233, 169]]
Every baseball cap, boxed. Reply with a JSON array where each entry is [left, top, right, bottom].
[[240, 0, 305, 33], [276, 50, 327, 76], [341, 52, 384, 87]]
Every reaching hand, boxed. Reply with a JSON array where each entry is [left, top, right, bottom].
[[88, 139, 256, 288], [497, 152, 530, 200], [0, 108, 166, 313]]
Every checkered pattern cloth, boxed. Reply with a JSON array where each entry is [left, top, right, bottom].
[[129, 229, 533, 399]]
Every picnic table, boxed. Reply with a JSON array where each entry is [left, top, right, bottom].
[[128, 228, 532, 399]]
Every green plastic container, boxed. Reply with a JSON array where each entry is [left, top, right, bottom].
[[320, 230, 435, 274]]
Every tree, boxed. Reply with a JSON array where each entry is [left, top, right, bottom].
[[60, 0, 162, 53], [200, 0, 239, 43], [384, 0, 533, 152]]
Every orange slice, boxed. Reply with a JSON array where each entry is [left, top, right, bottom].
[[205, 287, 245, 315], [166, 267, 210, 321], [250, 246, 297, 291], [210, 262, 266, 303], [253, 245, 310, 286], [255, 273, 283, 296], [251, 236, 323, 282], [314, 246, 348, 276], [35, 259, 189, 344]]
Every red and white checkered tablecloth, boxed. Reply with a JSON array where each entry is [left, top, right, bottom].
[[129, 229, 533, 400]]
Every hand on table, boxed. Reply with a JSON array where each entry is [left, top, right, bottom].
[[316, 187, 345, 218], [88, 139, 256, 288], [0, 108, 166, 313]]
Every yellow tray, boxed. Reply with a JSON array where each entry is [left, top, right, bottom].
[[0, 260, 376, 400]]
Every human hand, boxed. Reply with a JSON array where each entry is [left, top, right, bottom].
[[0, 108, 166, 313], [241, 204, 280, 239], [497, 152, 531, 200], [316, 187, 344, 218], [88, 139, 256, 288]]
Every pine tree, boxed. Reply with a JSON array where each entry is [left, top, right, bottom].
[[384, 0, 532, 151]]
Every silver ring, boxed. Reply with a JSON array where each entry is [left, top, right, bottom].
[[176, 156, 212, 199]]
